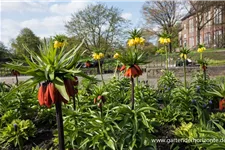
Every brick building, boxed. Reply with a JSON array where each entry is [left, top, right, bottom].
[[179, 6, 225, 49]]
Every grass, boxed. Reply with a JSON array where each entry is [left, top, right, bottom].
[[149, 48, 225, 66]]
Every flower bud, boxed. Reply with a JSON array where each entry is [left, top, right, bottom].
[[14, 124, 18, 132]]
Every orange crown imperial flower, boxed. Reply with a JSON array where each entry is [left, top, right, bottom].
[[38, 82, 68, 108], [11, 69, 20, 76], [219, 99, 225, 111], [37, 77, 78, 108], [120, 65, 142, 78]]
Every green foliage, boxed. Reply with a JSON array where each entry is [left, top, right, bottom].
[[56, 103, 159, 150], [116, 48, 149, 67], [134, 84, 157, 106], [0, 119, 36, 149], [195, 121, 225, 149], [4, 38, 92, 101], [128, 29, 143, 39], [156, 105, 192, 125], [210, 112, 225, 127], [11, 28, 41, 57], [157, 70, 181, 90], [106, 77, 130, 105], [208, 82, 225, 99], [0, 110, 18, 127], [110, 104, 158, 149], [174, 122, 205, 140], [0, 42, 11, 60], [157, 70, 181, 105]]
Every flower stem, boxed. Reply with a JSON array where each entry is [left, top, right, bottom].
[[203, 68, 206, 81], [17, 135, 23, 150], [131, 77, 135, 110], [55, 101, 65, 150], [114, 61, 118, 77], [165, 45, 168, 70], [100, 103, 103, 118], [72, 96, 76, 110], [200, 53, 203, 72], [16, 75, 18, 86], [136, 77, 138, 86], [98, 60, 105, 85], [183, 58, 187, 89]]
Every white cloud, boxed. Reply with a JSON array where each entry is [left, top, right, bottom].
[[1, 2, 48, 13], [49, 1, 89, 15], [1, 19, 21, 46], [20, 15, 71, 38], [0, 1, 88, 46], [121, 12, 132, 20], [1, 15, 72, 47]]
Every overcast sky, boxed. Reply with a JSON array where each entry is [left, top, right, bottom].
[[0, 0, 145, 48]]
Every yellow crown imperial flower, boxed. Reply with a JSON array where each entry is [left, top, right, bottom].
[[92, 53, 98, 60], [197, 48, 203, 53], [180, 53, 183, 58], [96, 55, 101, 60], [167, 38, 171, 43], [180, 53, 187, 59], [113, 53, 120, 59], [158, 37, 163, 44], [159, 37, 171, 45], [127, 39, 135, 47], [54, 41, 61, 49], [99, 53, 104, 59], [134, 37, 140, 44], [139, 37, 145, 45]]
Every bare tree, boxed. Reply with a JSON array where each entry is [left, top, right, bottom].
[[142, 1, 184, 52], [187, 1, 225, 46], [65, 3, 129, 54]]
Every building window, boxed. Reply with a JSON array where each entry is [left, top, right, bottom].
[[214, 7, 222, 24], [204, 11, 211, 27], [183, 40, 187, 47], [189, 37, 194, 48], [189, 19, 194, 33], [184, 24, 186, 30], [214, 30, 222, 47], [204, 32, 211, 46]]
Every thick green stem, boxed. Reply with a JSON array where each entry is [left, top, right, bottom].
[[184, 58, 187, 89], [161, 55, 162, 67], [76, 95, 79, 109], [200, 53, 203, 72], [203, 69, 206, 81], [55, 101, 65, 150], [98, 60, 105, 85], [131, 77, 135, 110], [136, 77, 138, 86], [72, 96, 76, 110], [165, 45, 168, 70], [16, 75, 18, 86], [100, 103, 103, 118], [17, 135, 23, 150], [114, 61, 118, 77]]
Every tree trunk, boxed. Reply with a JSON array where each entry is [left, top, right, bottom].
[[197, 28, 201, 46]]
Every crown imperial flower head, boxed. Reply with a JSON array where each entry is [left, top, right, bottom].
[[113, 53, 120, 59]]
